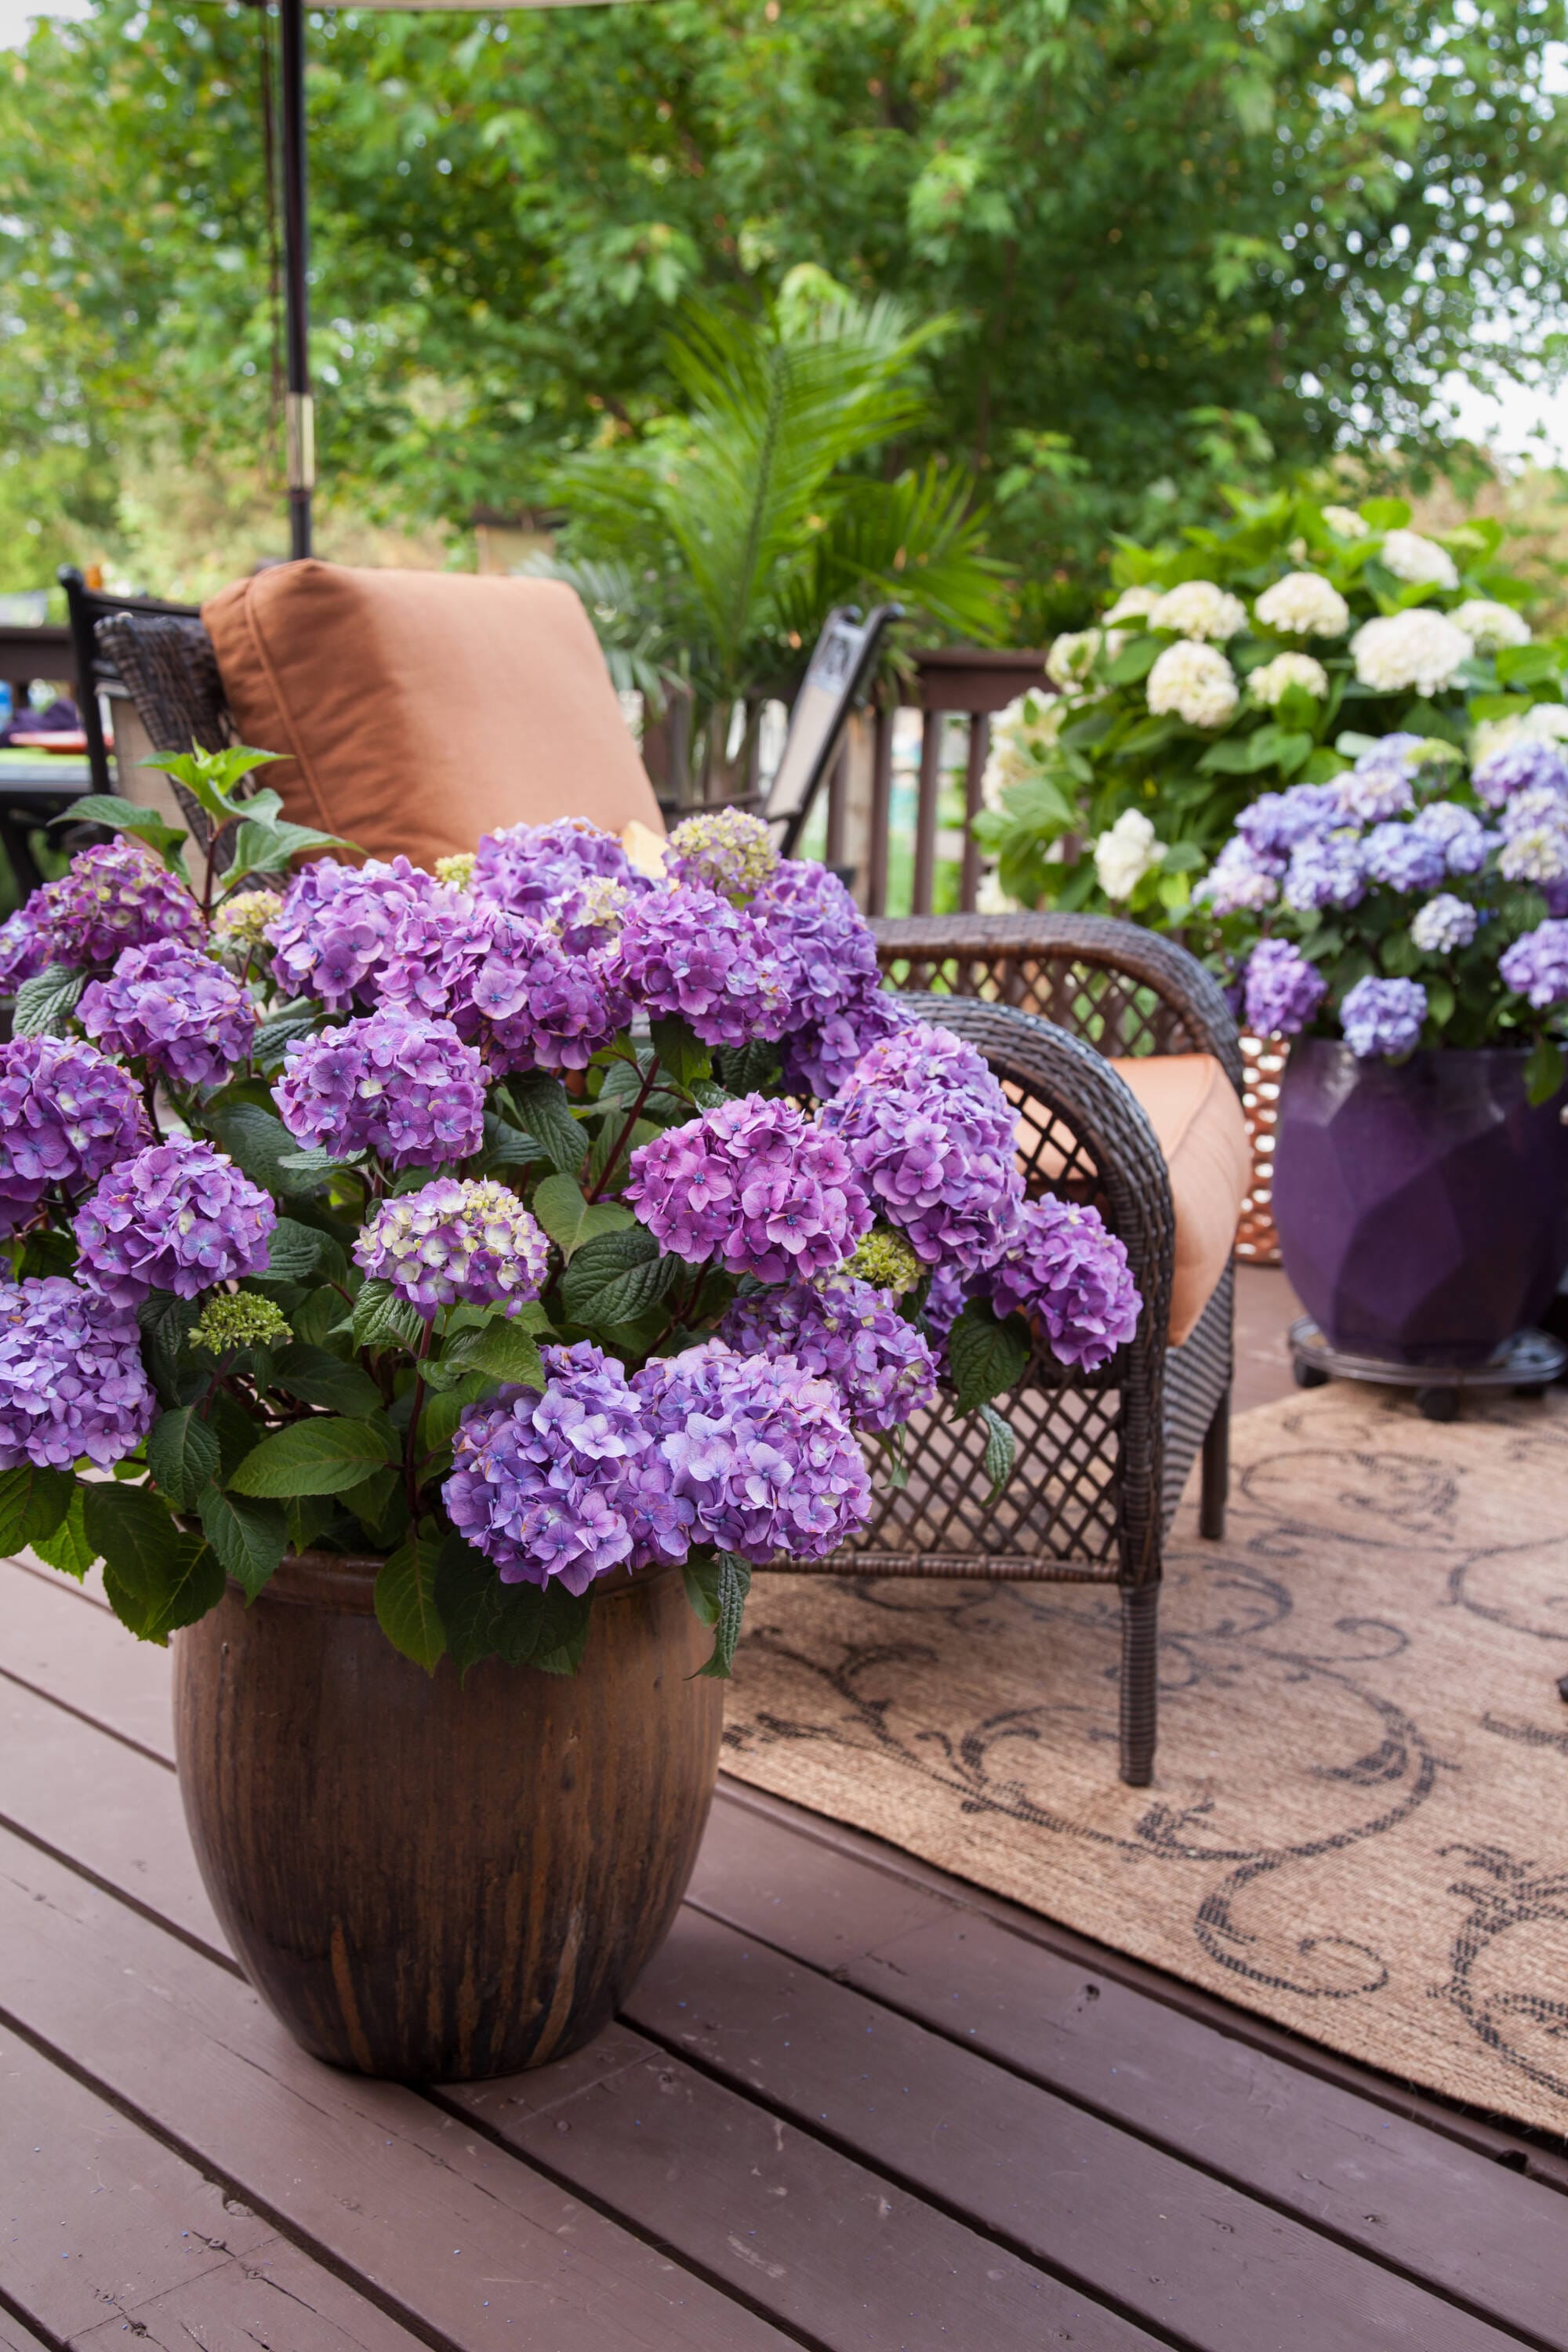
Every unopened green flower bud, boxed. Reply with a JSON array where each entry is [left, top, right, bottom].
[[435, 852, 477, 891], [211, 888, 284, 953], [188, 1293, 292, 1354], [847, 1226, 923, 1296]]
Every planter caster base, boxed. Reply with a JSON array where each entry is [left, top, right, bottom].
[[1287, 1319, 1566, 1417]]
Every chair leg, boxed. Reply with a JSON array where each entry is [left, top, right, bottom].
[[1119, 1584, 1158, 1787], [1199, 1382, 1230, 1541]]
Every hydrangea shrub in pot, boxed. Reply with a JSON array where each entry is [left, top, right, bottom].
[[1195, 733, 1568, 1367], [974, 491, 1563, 924], [0, 764, 1137, 2079]]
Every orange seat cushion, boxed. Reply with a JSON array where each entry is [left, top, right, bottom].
[[202, 562, 665, 869], [1107, 1054, 1250, 1346]]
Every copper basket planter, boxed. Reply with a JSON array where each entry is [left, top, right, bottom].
[[1272, 1038, 1568, 1367], [172, 1550, 723, 2083]]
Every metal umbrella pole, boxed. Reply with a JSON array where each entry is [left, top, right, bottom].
[[263, 0, 642, 563], [279, 0, 314, 559]]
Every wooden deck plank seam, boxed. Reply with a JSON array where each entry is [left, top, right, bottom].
[[711, 1780, 1568, 2190], [0, 1658, 176, 1776], [622, 1924, 1555, 2352]]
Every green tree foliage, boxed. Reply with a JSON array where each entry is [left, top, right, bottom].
[[2, 0, 1566, 595]]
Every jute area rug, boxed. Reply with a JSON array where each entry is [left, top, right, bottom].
[[724, 1384, 1568, 2136]]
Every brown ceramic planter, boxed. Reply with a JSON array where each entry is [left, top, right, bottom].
[[172, 1550, 724, 2083]]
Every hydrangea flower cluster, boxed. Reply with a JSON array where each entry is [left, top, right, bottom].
[[847, 1225, 924, 1295], [444, 1342, 678, 1592], [1148, 581, 1247, 641], [0, 1276, 154, 1469], [612, 886, 793, 1048], [1350, 610, 1472, 696], [465, 913, 632, 1073], [1249, 651, 1330, 706], [627, 1092, 871, 1281], [720, 1273, 939, 1432], [73, 1134, 276, 1305], [78, 941, 257, 1090], [632, 1341, 872, 1560], [820, 1053, 1025, 1272], [0, 1034, 149, 1231], [546, 877, 633, 954], [1378, 529, 1459, 590], [1472, 739, 1568, 812], [1339, 976, 1428, 1061], [354, 1178, 550, 1316], [1500, 921, 1568, 1009], [266, 856, 446, 1010], [210, 889, 284, 957], [1410, 895, 1479, 954], [472, 818, 641, 913], [666, 808, 779, 900], [846, 1023, 1018, 1156], [1243, 939, 1327, 1039], [189, 1293, 293, 1354], [1146, 640, 1239, 728], [30, 841, 204, 971], [1253, 573, 1350, 639], [0, 906, 53, 992], [274, 1008, 487, 1168], [984, 1199, 1142, 1373]]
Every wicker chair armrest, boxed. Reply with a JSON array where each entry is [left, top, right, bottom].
[[901, 993, 1175, 1377], [875, 911, 1243, 1094]]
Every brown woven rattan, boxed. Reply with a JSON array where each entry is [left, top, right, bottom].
[[797, 913, 1245, 1784]]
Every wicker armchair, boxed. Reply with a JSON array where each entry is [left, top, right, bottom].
[[820, 913, 1246, 1784]]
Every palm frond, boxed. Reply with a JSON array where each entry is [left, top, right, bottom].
[[778, 463, 1011, 651]]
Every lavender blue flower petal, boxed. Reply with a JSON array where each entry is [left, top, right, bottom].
[[983, 1197, 1142, 1372], [78, 940, 257, 1089], [626, 1092, 871, 1281], [0, 1034, 150, 1232], [720, 1273, 939, 1432], [1500, 920, 1568, 1008], [74, 1134, 277, 1305], [354, 1177, 550, 1316], [1242, 939, 1327, 1037], [1340, 975, 1428, 1059], [274, 1008, 487, 1169], [0, 1276, 154, 1468]]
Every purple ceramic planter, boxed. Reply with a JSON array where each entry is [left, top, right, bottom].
[[1272, 1040, 1568, 1367]]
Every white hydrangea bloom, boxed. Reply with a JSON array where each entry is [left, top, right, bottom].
[[981, 690, 1064, 810], [1092, 809, 1164, 902], [1249, 651, 1330, 706], [1449, 598, 1530, 655], [1253, 571, 1351, 640], [975, 868, 1022, 915], [1146, 641, 1240, 728], [1350, 610, 1472, 697], [1045, 629, 1103, 688], [1377, 529, 1461, 590], [1410, 895, 1479, 954], [1148, 579, 1247, 641], [1322, 504, 1370, 539], [1523, 702, 1568, 743], [1102, 584, 1160, 628]]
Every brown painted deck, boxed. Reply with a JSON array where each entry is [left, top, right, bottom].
[[5, 1306, 1566, 2352]]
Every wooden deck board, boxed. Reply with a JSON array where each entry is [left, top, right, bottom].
[[3, 1554, 1563, 2352]]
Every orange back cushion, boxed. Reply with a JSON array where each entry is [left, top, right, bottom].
[[202, 562, 665, 869]]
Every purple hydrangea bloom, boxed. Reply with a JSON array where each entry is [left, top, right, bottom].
[[463, 914, 632, 1073], [1283, 832, 1367, 913], [1410, 895, 1479, 954], [613, 885, 794, 1047], [1409, 802, 1493, 876], [1330, 753, 1415, 826], [74, 1134, 277, 1305], [472, 819, 644, 915], [546, 877, 634, 954], [78, 940, 258, 1090], [0, 1034, 150, 1232], [749, 860, 881, 1031], [1233, 785, 1341, 860], [1499, 822, 1568, 887], [1361, 822, 1450, 895], [666, 809, 779, 900], [1341, 975, 1428, 1060], [354, 1177, 550, 1316], [444, 1341, 677, 1592], [920, 1264, 969, 1370], [0, 903, 55, 992], [1500, 920, 1568, 1008], [719, 1273, 938, 1432], [818, 1073, 1025, 1273], [984, 1197, 1142, 1373], [1242, 938, 1327, 1038], [39, 841, 202, 969], [779, 975, 912, 1101], [1472, 739, 1568, 811], [633, 1341, 871, 1562], [1193, 840, 1281, 916], [274, 1008, 487, 1169], [840, 1022, 1018, 1154], [0, 1276, 154, 1468], [627, 1092, 871, 1281], [266, 856, 448, 1010]]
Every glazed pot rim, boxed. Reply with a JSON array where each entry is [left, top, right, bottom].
[[240, 1548, 680, 1615]]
